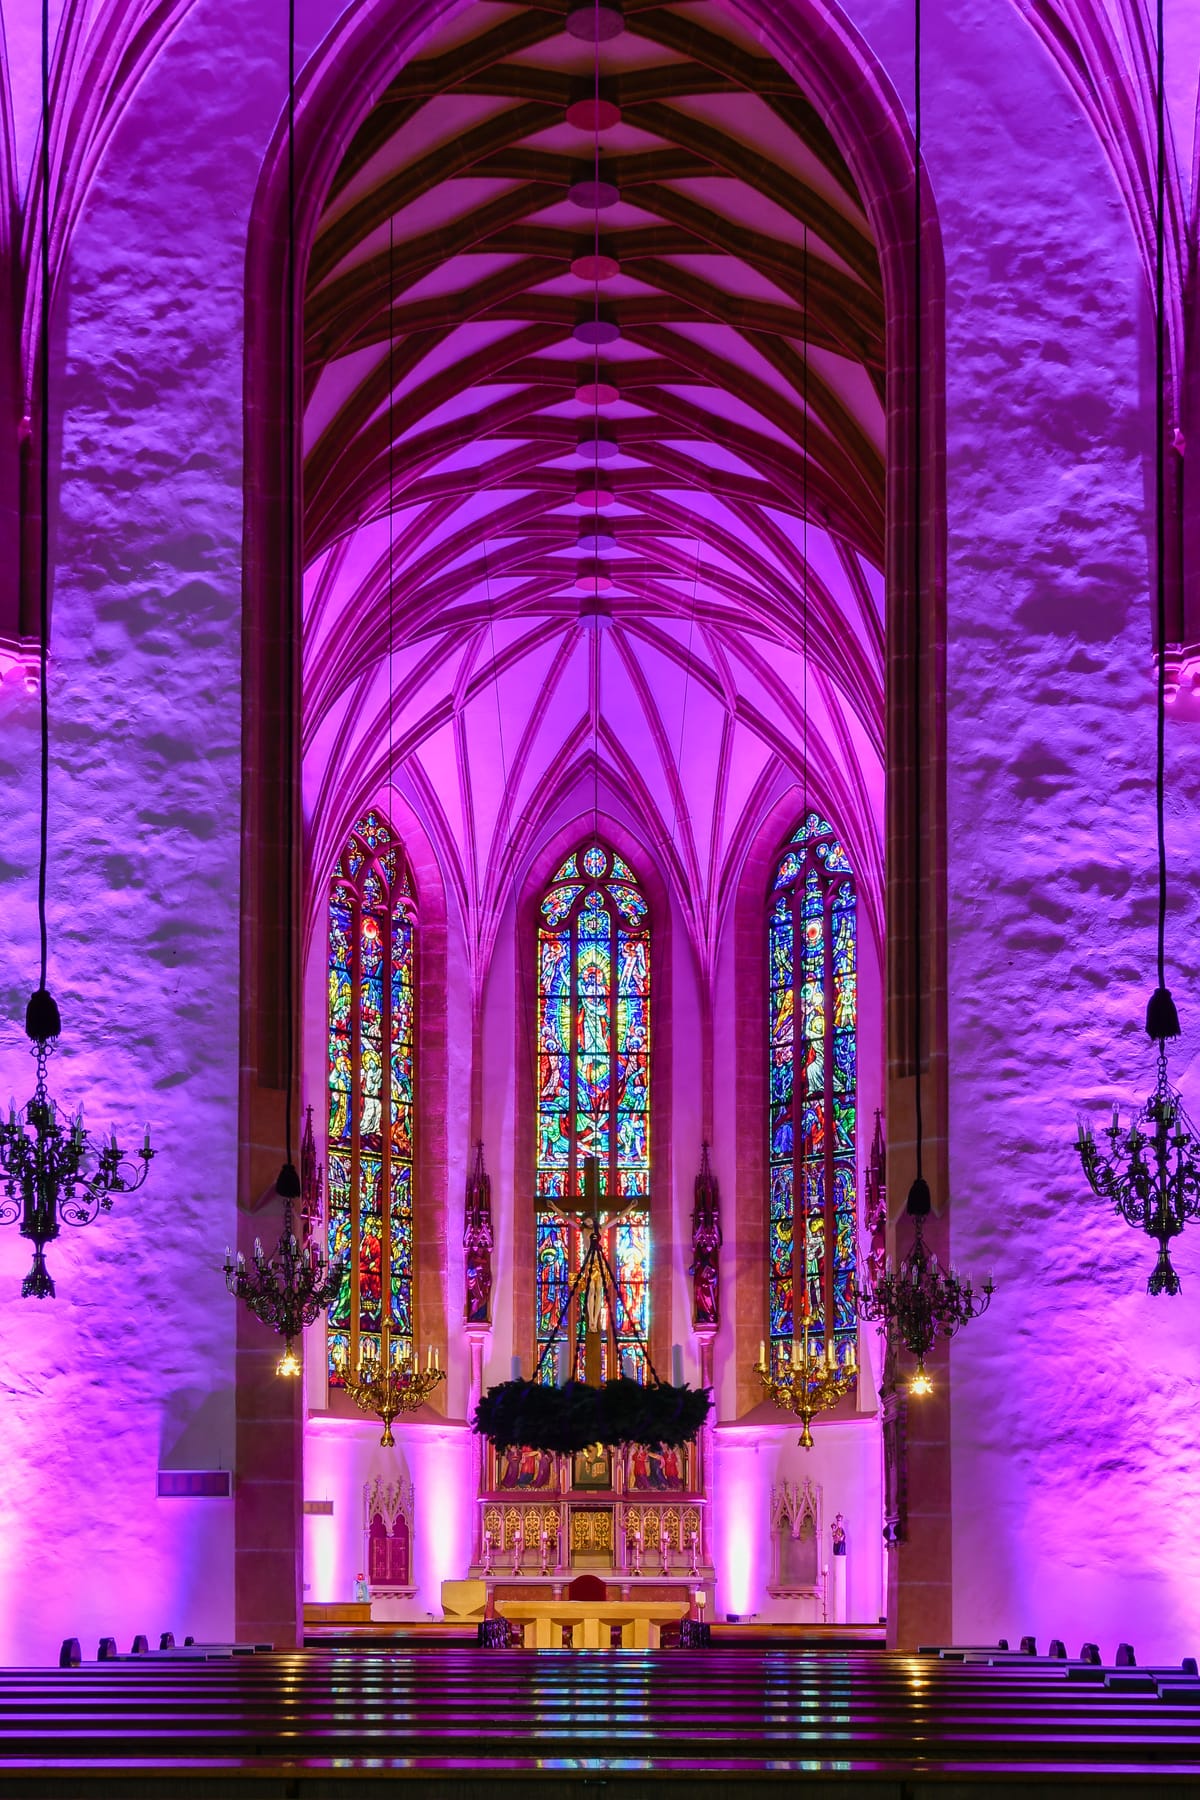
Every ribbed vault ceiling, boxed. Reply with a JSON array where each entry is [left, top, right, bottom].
[[301, 0, 885, 980]]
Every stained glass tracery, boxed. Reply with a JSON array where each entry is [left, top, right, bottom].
[[327, 811, 416, 1383], [768, 812, 857, 1380], [536, 843, 651, 1382]]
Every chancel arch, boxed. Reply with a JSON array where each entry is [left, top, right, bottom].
[[238, 0, 942, 1650]]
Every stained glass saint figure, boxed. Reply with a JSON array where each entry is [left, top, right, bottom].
[[536, 845, 651, 1381], [768, 814, 858, 1380], [326, 813, 416, 1383]]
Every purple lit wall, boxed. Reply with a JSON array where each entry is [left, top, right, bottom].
[[842, 0, 1200, 1660]]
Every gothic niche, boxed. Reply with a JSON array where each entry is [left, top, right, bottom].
[[463, 1140, 493, 1324], [689, 1143, 721, 1327], [364, 1475, 415, 1596], [768, 1477, 821, 1597]]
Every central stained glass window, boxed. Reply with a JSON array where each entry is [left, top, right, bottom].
[[768, 812, 858, 1381], [326, 811, 415, 1384], [535, 844, 651, 1382]]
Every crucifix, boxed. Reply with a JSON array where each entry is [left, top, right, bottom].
[[545, 1154, 649, 1386]]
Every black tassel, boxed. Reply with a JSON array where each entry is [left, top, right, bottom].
[[906, 1176, 931, 1217], [276, 1161, 302, 1200], [1146, 986, 1181, 1041], [24, 987, 61, 1043]]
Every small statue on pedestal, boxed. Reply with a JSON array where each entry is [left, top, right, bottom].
[[689, 1143, 722, 1326], [831, 1513, 847, 1555], [464, 1141, 493, 1324]]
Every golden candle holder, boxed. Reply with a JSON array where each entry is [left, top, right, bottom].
[[754, 1332, 856, 1449], [336, 1331, 445, 1446]]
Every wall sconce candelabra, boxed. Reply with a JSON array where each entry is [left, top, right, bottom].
[[0, 993, 154, 1297], [1076, 1038, 1200, 1294], [754, 1330, 856, 1449], [224, 1162, 344, 1376], [335, 1326, 445, 1446], [860, 1178, 993, 1394]]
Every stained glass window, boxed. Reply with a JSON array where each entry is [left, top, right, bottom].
[[327, 812, 416, 1383], [768, 812, 857, 1379], [536, 844, 651, 1382]]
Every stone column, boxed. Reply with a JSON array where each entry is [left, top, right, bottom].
[[694, 1324, 717, 1574], [465, 1323, 491, 1564]]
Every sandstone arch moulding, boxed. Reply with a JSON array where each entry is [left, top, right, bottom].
[[238, 0, 947, 1647]]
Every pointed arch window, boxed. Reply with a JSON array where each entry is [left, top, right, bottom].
[[326, 811, 416, 1383], [768, 813, 857, 1378], [535, 844, 651, 1381]]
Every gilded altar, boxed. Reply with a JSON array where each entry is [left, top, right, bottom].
[[473, 1435, 712, 1597]]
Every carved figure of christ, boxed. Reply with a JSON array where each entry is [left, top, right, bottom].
[[545, 1154, 649, 1385]]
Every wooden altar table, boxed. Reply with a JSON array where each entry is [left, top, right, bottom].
[[496, 1598, 689, 1649]]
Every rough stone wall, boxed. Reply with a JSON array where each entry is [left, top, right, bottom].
[[903, 2, 1199, 1659]]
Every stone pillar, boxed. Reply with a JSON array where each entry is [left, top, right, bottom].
[[694, 1324, 717, 1573], [465, 1324, 491, 1564]]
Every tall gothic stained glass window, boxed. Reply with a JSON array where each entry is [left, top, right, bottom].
[[326, 811, 416, 1384], [768, 813, 857, 1379], [536, 844, 651, 1382]]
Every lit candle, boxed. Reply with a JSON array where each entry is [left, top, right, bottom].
[[142, 1123, 151, 1154]]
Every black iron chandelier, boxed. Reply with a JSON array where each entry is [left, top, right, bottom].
[[0, 0, 155, 1296], [1073, 0, 1196, 1293], [224, 1162, 342, 1378], [860, 1179, 993, 1394]]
